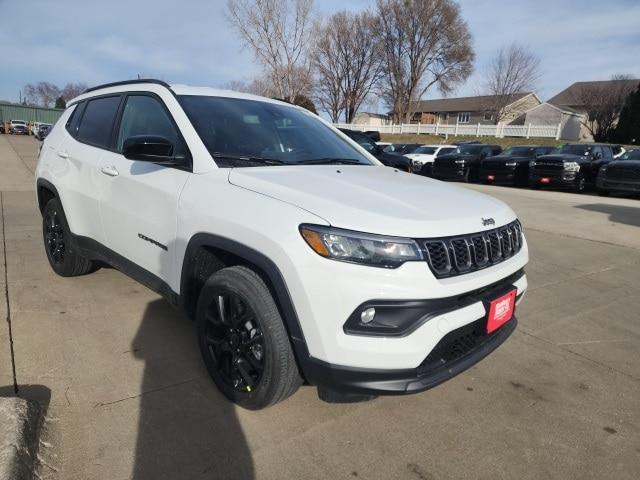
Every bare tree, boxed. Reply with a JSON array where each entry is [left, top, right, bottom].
[[310, 20, 344, 122], [61, 82, 88, 102], [481, 44, 540, 124], [375, 0, 474, 123], [312, 11, 383, 123], [226, 0, 314, 101], [571, 74, 638, 142], [23, 82, 61, 107]]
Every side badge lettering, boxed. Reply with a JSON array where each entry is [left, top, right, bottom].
[[138, 233, 168, 251]]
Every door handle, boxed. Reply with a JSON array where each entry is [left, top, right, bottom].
[[100, 165, 119, 177], [57, 151, 69, 159]]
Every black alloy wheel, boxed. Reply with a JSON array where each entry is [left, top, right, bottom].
[[202, 291, 265, 394], [44, 208, 66, 266]]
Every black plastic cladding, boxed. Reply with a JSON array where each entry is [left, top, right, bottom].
[[421, 220, 523, 279]]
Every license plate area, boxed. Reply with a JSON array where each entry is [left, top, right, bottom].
[[486, 289, 517, 333]]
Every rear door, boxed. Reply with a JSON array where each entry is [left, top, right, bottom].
[[57, 95, 122, 244], [98, 93, 191, 284]]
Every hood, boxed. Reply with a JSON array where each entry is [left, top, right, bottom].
[[228, 165, 516, 237]]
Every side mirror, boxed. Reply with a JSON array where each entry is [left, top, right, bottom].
[[123, 135, 176, 163]]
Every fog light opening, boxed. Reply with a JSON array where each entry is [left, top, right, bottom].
[[360, 307, 376, 324]]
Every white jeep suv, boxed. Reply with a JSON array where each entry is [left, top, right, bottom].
[[36, 80, 528, 409]]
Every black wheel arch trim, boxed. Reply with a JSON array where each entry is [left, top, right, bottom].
[[36, 178, 61, 213], [180, 233, 312, 373]]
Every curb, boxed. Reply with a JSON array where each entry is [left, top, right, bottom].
[[0, 397, 42, 480]]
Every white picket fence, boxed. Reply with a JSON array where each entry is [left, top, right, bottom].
[[333, 122, 562, 140]]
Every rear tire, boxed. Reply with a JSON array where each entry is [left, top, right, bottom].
[[196, 266, 302, 410], [42, 198, 94, 277]]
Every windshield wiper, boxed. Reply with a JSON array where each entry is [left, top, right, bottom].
[[296, 158, 364, 165], [211, 152, 289, 165]]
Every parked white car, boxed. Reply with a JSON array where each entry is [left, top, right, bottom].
[[36, 80, 528, 409], [405, 144, 457, 175]]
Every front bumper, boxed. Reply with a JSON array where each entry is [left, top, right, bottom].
[[480, 168, 518, 184], [304, 316, 517, 395], [299, 269, 526, 395], [433, 165, 467, 179], [530, 171, 577, 187]]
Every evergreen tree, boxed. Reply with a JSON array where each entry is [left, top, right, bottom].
[[615, 86, 640, 144]]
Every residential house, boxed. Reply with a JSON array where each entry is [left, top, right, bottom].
[[548, 79, 640, 141], [352, 112, 391, 126], [522, 103, 585, 141], [410, 93, 541, 126]]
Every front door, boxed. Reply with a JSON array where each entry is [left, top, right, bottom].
[[98, 93, 190, 286]]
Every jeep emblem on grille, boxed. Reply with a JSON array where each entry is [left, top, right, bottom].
[[482, 218, 495, 226]]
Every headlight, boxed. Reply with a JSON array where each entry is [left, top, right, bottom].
[[564, 161, 580, 172], [299, 225, 423, 268], [505, 162, 517, 167]]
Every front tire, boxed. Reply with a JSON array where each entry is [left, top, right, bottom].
[[196, 266, 302, 410], [574, 173, 586, 193], [42, 198, 94, 277]]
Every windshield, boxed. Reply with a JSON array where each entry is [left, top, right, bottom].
[[414, 146, 437, 155], [13, 121, 25, 125], [553, 144, 592, 156], [501, 146, 536, 157], [621, 149, 640, 160], [456, 145, 484, 155], [178, 95, 374, 167], [437, 147, 456, 156]]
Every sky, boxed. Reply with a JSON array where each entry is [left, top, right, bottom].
[[0, 0, 638, 109]]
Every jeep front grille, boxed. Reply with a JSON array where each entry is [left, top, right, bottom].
[[421, 220, 523, 279]]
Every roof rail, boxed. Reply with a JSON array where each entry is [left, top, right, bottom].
[[83, 79, 172, 94]]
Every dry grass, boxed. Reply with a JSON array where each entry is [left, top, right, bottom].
[[379, 133, 562, 148]]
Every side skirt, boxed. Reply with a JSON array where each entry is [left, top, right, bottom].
[[74, 235, 180, 308]]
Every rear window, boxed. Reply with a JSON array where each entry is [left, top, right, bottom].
[[76, 96, 121, 148]]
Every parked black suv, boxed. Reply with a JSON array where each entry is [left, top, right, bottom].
[[480, 145, 555, 187], [339, 129, 412, 172], [596, 149, 640, 196], [432, 144, 502, 182], [529, 143, 614, 192]]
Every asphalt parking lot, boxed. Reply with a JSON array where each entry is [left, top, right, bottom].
[[1, 134, 639, 480]]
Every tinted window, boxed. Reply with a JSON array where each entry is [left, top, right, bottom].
[[535, 147, 553, 156], [621, 149, 640, 160], [554, 144, 592, 156], [77, 96, 121, 148], [65, 102, 85, 136], [437, 147, 455, 156], [116, 95, 183, 154], [591, 146, 603, 159], [179, 95, 373, 166], [602, 146, 613, 161], [414, 146, 437, 154], [501, 146, 535, 157], [456, 145, 483, 155]]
